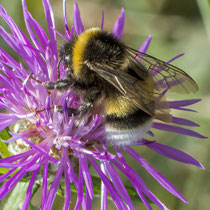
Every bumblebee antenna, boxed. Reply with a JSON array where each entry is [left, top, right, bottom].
[[57, 57, 63, 79]]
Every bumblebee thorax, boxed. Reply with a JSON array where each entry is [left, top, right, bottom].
[[72, 28, 127, 80], [72, 28, 102, 78]]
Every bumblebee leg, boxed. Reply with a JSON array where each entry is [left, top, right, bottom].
[[29, 74, 72, 90], [56, 103, 92, 116], [54, 79, 72, 90], [43, 79, 72, 90], [56, 105, 78, 115], [77, 102, 93, 116], [44, 81, 56, 90], [76, 88, 101, 115], [57, 87, 101, 116]]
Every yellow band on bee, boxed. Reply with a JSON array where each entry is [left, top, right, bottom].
[[72, 28, 101, 77], [105, 95, 136, 116]]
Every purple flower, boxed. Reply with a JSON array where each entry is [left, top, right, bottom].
[[0, 0, 206, 209]]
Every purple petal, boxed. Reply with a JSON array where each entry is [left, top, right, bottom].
[[0, 26, 21, 53], [0, 74, 15, 90], [52, 28, 67, 40], [105, 162, 135, 209], [0, 168, 16, 182], [0, 117, 18, 131], [88, 156, 127, 209], [0, 153, 39, 170], [21, 167, 40, 210], [45, 95, 52, 120], [26, 157, 45, 172], [112, 8, 125, 39], [100, 163, 107, 210], [113, 158, 153, 209], [42, 0, 57, 54], [172, 116, 199, 127], [0, 150, 33, 163], [147, 191, 169, 210], [147, 130, 154, 137], [75, 158, 84, 209], [167, 53, 184, 63], [70, 26, 74, 40], [124, 147, 188, 204], [0, 5, 29, 44], [85, 184, 92, 209], [44, 164, 63, 209], [0, 48, 20, 71], [172, 107, 197, 112], [22, 138, 58, 163], [0, 157, 37, 168], [152, 122, 207, 139], [41, 161, 48, 210], [63, 164, 71, 210], [63, 148, 78, 185], [45, 43, 57, 80], [0, 113, 19, 130], [0, 5, 47, 72], [22, 0, 48, 51], [81, 155, 94, 199], [112, 154, 167, 209], [101, 11, 104, 29], [143, 139, 205, 169], [0, 25, 43, 74], [63, 0, 71, 39], [138, 35, 152, 53], [73, 2, 84, 34], [169, 99, 201, 108], [3, 65, 25, 82], [0, 167, 27, 199]]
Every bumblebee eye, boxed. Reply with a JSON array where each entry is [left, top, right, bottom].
[[64, 55, 71, 65]]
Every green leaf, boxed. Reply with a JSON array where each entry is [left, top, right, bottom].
[[0, 128, 11, 140], [31, 183, 40, 198], [0, 182, 29, 210], [0, 140, 11, 159], [0, 128, 11, 160], [29, 204, 40, 210], [0, 128, 11, 175], [0, 168, 9, 174]]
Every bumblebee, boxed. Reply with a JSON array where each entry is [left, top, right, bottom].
[[45, 27, 198, 146]]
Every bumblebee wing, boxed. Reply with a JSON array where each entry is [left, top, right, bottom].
[[86, 61, 158, 116], [125, 47, 199, 94]]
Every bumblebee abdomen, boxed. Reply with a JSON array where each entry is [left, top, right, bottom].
[[106, 109, 152, 129], [104, 94, 136, 117], [104, 95, 153, 146], [105, 109, 153, 146]]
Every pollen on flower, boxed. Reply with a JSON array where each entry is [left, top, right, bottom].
[[8, 139, 31, 155], [50, 145, 62, 159]]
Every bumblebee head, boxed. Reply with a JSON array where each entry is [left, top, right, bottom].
[[59, 40, 74, 68]]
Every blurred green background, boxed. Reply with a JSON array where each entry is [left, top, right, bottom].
[[0, 0, 209, 209]]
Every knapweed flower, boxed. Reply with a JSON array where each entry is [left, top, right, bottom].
[[0, 0, 206, 209]]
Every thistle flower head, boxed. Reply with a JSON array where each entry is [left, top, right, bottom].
[[0, 0, 206, 209]]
